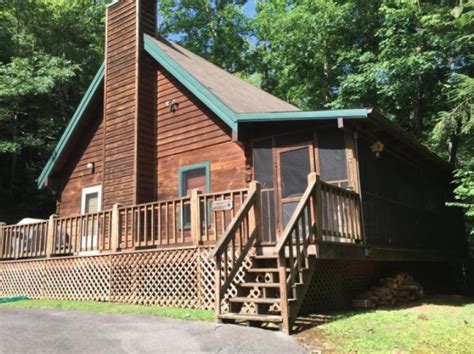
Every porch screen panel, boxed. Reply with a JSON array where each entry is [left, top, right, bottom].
[[317, 129, 348, 187], [253, 138, 273, 188], [253, 138, 277, 243], [280, 148, 311, 198]]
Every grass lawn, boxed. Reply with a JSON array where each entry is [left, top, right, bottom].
[[0, 298, 214, 322], [297, 295, 474, 353]]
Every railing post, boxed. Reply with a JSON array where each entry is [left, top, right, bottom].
[[248, 181, 262, 242], [111, 203, 121, 252], [46, 214, 57, 258], [278, 252, 290, 333], [190, 189, 202, 245], [0, 222, 5, 259], [314, 175, 323, 242]]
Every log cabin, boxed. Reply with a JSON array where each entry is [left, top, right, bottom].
[[0, 0, 468, 333]]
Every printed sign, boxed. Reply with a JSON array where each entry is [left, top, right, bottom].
[[211, 199, 233, 211]]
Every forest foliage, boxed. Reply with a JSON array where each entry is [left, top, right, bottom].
[[0, 0, 472, 240]]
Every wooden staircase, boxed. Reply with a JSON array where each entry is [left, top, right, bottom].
[[211, 173, 322, 334], [218, 253, 317, 332]]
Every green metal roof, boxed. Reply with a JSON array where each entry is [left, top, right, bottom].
[[37, 62, 104, 189]]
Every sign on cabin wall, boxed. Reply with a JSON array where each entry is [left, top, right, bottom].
[[212, 199, 233, 211]]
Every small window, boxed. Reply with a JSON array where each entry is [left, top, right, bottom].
[[81, 185, 102, 214], [179, 163, 210, 197], [179, 163, 210, 227]]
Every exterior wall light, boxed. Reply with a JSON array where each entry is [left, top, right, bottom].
[[165, 99, 179, 112], [370, 140, 384, 158], [86, 162, 95, 172]]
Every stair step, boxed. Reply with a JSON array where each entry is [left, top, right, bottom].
[[247, 267, 309, 273], [229, 297, 280, 304], [253, 255, 278, 260], [218, 313, 282, 323], [240, 282, 280, 288], [247, 268, 279, 273]]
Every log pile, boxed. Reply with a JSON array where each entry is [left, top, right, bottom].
[[352, 273, 424, 309]]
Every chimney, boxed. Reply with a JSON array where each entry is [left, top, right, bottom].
[[103, 0, 157, 208]]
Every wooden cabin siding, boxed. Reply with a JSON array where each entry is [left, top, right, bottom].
[[103, 0, 138, 209], [58, 103, 105, 216], [155, 65, 247, 199]]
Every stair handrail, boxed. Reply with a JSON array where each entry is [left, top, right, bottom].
[[210, 181, 261, 318], [275, 172, 321, 333]]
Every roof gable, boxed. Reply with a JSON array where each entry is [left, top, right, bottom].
[[37, 63, 104, 188]]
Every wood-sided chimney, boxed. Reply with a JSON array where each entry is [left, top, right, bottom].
[[103, 0, 157, 208]]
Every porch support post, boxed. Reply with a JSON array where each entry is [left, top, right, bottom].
[[111, 203, 121, 252], [0, 222, 5, 259], [248, 181, 262, 242], [46, 214, 57, 258], [190, 189, 202, 245]]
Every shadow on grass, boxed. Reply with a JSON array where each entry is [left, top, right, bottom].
[[292, 293, 474, 334]]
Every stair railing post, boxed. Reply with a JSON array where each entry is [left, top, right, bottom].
[[307, 173, 318, 243], [248, 181, 262, 243], [315, 175, 323, 242], [0, 222, 5, 259], [46, 214, 57, 258], [278, 252, 290, 334], [111, 203, 121, 252], [190, 189, 202, 246]]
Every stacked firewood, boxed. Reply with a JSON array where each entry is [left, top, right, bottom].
[[352, 273, 424, 309]]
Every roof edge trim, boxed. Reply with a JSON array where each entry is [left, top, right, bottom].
[[235, 108, 369, 122], [37, 62, 105, 189]]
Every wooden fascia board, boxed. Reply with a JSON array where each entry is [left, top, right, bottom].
[[37, 63, 105, 189], [235, 109, 369, 122]]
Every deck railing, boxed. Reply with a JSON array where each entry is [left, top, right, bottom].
[[118, 197, 192, 249], [320, 181, 363, 243], [198, 189, 248, 244], [0, 188, 250, 260], [52, 210, 113, 255], [0, 221, 49, 259]]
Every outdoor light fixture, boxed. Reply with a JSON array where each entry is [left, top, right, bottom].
[[165, 99, 179, 112], [86, 162, 95, 172], [370, 140, 384, 158]]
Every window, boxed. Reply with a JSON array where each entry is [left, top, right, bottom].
[[179, 163, 210, 197], [81, 185, 102, 214], [178, 163, 210, 227]]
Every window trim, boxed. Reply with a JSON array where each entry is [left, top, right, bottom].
[[81, 185, 102, 214], [178, 162, 211, 197]]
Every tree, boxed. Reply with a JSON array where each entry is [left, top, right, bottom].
[[158, 0, 252, 74], [0, 0, 106, 222]]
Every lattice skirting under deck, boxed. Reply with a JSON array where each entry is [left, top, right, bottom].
[[0, 247, 217, 310]]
